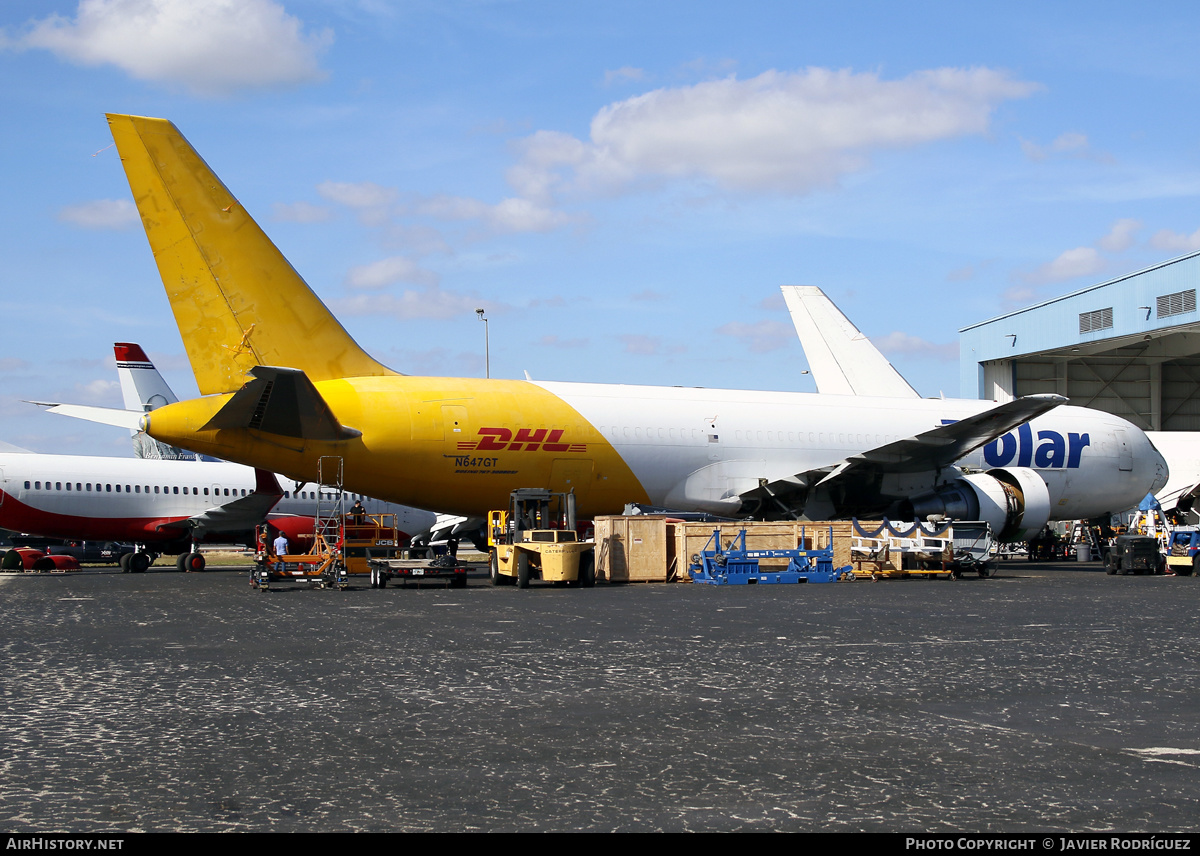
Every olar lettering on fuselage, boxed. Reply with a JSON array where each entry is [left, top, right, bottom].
[[984, 424, 1090, 469]]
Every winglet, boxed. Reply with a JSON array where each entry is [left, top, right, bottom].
[[106, 114, 399, 395]]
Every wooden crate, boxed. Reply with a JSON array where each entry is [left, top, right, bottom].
[[595, 517, 885, 582], [593, 515, 677, 582]]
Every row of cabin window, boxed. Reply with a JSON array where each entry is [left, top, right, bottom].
[[26, 481, 248, 497], [27, 481, 372, 502], [606, 425, 896, 446], [284, 492, 368, 500]]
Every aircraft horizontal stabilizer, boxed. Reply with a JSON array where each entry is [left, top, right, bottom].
[[31, 402, 144, 431], [202, 367, 361, 442], [742, 393, 1068, 516]]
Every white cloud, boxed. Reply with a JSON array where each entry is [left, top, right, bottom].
[[334, 289, 499, 321], [603, 66, 644, 86], [872, 332, 958, 361], [510, 66, 1039, 199], [1019, 217, 1141, 287], [345, 256, 439, 289], [1150, 227, 1200, 253], [20, 0, 332, 97], [620, 334, 662, 355], [417, 194, 574, 234], [271, 201, 332, 223], [1019, 131, 1111, 163], [317, 180, 397, 209], [715, 320, 795, 353], [539, 335, 588, 348], [1023, 246, 1107, 284], [57, 198, 138, 229], [1098, 217, 1141, 252], [381, 224, 452, 256], [73, 378, 121, 404], [1001, 285, 1039, 305]]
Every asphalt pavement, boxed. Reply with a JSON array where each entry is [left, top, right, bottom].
[[1, 561, 1197, 832]]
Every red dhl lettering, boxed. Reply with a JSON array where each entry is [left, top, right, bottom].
[[458, 428, 586, 453]]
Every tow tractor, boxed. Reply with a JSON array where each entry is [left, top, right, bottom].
[[1165, 527, 1199, 576], [487, 488, 595, 588]]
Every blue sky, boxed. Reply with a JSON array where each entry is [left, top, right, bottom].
[[4, 0, 1200, 456]]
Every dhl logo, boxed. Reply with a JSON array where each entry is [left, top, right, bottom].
[[457, 427, 587, 453]]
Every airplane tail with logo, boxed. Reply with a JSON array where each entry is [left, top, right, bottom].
[[106, 114, 399, 396], [114, 342, 206, 461]]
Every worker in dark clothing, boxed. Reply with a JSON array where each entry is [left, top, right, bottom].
[[350, 500, 366, 524]]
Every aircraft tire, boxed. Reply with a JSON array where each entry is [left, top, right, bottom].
[[175, 553, 189, 572], [516, 552, 530, 589], [129, 552, 150, 573], [184, 552, 206, 572], [579, 553, 596, 588], [119, 553, 132, 573]]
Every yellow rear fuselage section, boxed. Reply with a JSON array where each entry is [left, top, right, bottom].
[[143, 376, 648, 518]]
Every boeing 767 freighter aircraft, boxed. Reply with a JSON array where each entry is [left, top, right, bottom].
[[65, 114, 1167, 543]]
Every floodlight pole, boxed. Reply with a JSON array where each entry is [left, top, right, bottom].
[[475, 308, 490, 379]]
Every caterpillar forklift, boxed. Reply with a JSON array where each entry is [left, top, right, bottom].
[[487, 488, 596, 588]]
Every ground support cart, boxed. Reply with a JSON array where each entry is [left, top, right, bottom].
[[850, 519, 990, 579], [688, 527, 852, 585], [251, 512, 406, 592], [367, 551, 468, 588]]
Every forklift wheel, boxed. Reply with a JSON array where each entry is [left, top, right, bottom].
[[579, 554, 596, 588]]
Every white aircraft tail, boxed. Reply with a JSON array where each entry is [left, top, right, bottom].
[[781, 285, 920, 398], [113, 343, 201, 461], [115, 342, 179, 412]]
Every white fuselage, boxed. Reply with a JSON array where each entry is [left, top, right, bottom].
[[535, 381, 1167, 521], [0, 452, 436, 542]]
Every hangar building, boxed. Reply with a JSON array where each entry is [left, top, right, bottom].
[[960, 250, 1200, 432]]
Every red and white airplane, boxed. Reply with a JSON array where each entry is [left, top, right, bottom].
[[3, 344, 438, 571]]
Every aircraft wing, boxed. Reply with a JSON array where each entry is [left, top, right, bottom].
[[202, 366, 360, 441], [742, 393, 1068, 517], [31, 402, 144, 431], [151, 469, 283, 537], [782, 285, 921, 398]]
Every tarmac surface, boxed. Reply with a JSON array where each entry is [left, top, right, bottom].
[[1, 561, 1198, 833]]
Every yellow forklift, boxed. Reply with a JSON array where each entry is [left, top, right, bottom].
[[487, 488, 595, 588]]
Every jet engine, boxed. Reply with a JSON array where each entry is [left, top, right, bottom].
[[903, 467, 1052, 542]]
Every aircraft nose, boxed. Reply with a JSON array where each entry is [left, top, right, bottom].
[[1148, 441, 1169, 495]]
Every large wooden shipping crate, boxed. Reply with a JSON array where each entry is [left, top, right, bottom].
[[593, 515, 677, 582], [593, 517, 874, 582]]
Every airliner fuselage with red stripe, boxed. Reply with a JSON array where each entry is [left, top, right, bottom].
[[0, 451, 435, 544]]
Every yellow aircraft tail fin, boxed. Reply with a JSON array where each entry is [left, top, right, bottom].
[[106, 114, 398, 395]]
